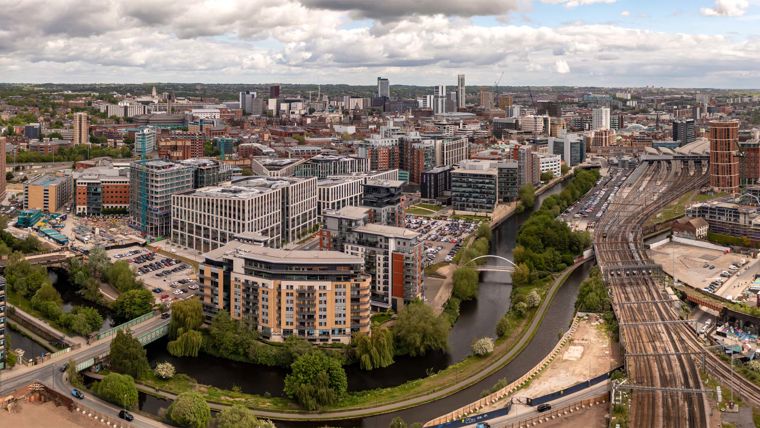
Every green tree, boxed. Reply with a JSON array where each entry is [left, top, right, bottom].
[[526, 289, 541, 309], [92, 372, 138, 410], [284, 351, 347, 410], [5, 334, 17, 368], [113, 288, 154, 321], [452, 267, 479, 301], [389, 417, 408, 428], [476, 222, 492, 241], [155, 361, 176, 379], [60, 306, 103, 336], [205, 311, 258, 360], [353, 327, 394, 370], [105, 260, 141, 292], [215, 405, 275, 428], [170, 298, 204, 339], [109, 330, 150, 379], [518, 184, 536, 209], [31, 282, 63, 306], [5, 252, 50, 297], [511, 262, 532, 287], [167, 391, 211, 428], [393, 301, 450, 357], [561, 164, 570, 175], [168, 329, 204, 357], [87, 247, 110, 276]]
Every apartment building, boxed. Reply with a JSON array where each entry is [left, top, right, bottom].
[[421, 165, 452, 200], [686, 200, 759, 243], [709, 120, 740, 193], [73, 112, 89, 145], [317, 177, 363, 216], [0, 137, 6, 203], [362, 179, 404, 227], [358, 135, 400, 171], [0, 276, 5, 370], [199, 241, 370, 343], [23, 174, 73, 212], [180, 159, 233, 188], [73, 166, 130, 215], [538, 154, 562, 178], [158, 132, 205, 160], [129, 160, 195, 239], [342, 224, 423, 309], [293, 155, 369, 178], [171, 176, 317, 252]]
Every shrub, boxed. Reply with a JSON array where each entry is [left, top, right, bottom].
[[471, 337, 494, 356], [155, 362, 176, 379]]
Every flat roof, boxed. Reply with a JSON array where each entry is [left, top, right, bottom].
[[324, 205, 369, 219], [207, 240, 363, 265], [29, 175, 68, 186], [354, 223, 419, 239], [364, 179, 404, 188]]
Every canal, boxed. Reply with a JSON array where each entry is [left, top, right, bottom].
[[7, 328, 51, 361], [139, 179, 592, 425]]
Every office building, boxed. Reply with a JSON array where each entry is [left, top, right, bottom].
[[377, 77, 390, 98], [709, 120, 740, 193], [269, 84, 281, 99], [451, 160, 499, 212], [687, 200, 760, 244], [158, 132, 204, 160], [406, 141, 435, 185], [130, 160, 195, 239], [457, 74, 466, 110], [134, 126, 157, 157], [317, 177, 363, 216], [23, 175, 73, 212], [739, 139, 760, 186], [181, 159, 233, 189], [0, 276, 5, 370], [239, 91, 256, 114], [340, 223, 423, 309], [421, 165, 452, 200], [520, 115, 545, 134], [591, 129, 614, 148], [362, 179, 404, 227], [672, 119, 696, 145], [497, 160, 519, 202], [294, 155, 368, 179], [515, 145, 539, 187], [74, 165, 130, 215], [199, 241, 370, 343], [24, 123, 41, 140], [251, 157, 306, 177], [73, 112, 89, 145], [549, 134, 586, 167], [433, 85, 447, 115], [498, 94, 513, 110], [591, 107, 610, 130], [538, 154, 562, 179], [433, 136, 469, 168]]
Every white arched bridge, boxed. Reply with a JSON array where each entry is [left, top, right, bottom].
[[463, 255, 517, 273]]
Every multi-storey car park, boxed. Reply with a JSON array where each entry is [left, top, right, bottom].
[[595, 152, 760, 427]]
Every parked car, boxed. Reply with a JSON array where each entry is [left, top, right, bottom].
[[537, 403, 552, 412], [152, 287, 162, 293], [71, 388, 84, 399], [161, 312, 171, 320], [118, 410, 134, 421]]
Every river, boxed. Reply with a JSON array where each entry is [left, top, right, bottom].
[[139, 179, 593, 425]]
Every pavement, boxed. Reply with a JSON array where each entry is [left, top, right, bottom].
[[9, 304, 85, 347]]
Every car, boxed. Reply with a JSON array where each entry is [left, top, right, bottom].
[[161, 312, 171, 319], [59, 363, 68, 372], [475, 424, 491, 428], [537, 403, 552, 412], [173, 289, 184, 295], [152, 287, 162, 293], [118, 410, 134, 421], [71, 388, 84, 399]]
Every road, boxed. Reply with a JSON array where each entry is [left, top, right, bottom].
[[0, 314, 169, 426]]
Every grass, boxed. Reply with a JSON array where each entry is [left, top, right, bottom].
[[451, 214, 491, 222], [416, 203, 442, 211], [646, 190, 728, 228], [424, 261, 448, 277], [405, 207, 436, 217], [371, 311, 393, 326], [6, 289, 73, 335]]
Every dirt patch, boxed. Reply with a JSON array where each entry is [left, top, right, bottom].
[[3, 401, 106, 428], [539, 404, 608, 428]]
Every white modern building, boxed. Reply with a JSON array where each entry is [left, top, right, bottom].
[[134, 126, 157, 156], [538, 154, 562, 179], [592, 107, 611, 130], [317, 177, 363, 216]]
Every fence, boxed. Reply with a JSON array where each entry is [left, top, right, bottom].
[[527, 366, 622, 406], [501, 394, 609, 428], [426, 315, 582, 427], [96, 311, 155, 341]]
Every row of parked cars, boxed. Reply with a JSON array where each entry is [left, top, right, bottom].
[[137, 257, 178, 275], [157, 262, 189, 277]]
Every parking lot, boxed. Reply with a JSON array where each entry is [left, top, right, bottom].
[[649, 241, 760, 304], [107, 246, 199, 305], [406, 216, 478, 267], [561, 167, 630, 232]]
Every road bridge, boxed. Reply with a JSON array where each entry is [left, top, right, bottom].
[[0, 251, 76, 268]]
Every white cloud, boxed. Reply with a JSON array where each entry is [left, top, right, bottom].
[[300, 0, 528, 20], [554, 59, 570, 74], [541, 0, 616, 8], [700, 0, 749, 16], [620, 10, 630, 16]]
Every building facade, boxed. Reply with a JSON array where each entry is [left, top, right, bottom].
[[73, 112, 89, 145], [74, 166, 130, 215], [592, 107, 610, 130], [134, 126, 157, 156], [199, 242, 370, 344], [451, 160, 498, 212], [158, 132, 204, 160], [293, 155, 368, 179], [421, 166, 452, 200], [709, 120, 740, 193], [23, 175, 73, 212], [317, 178, 363, 216], [362, 179, 404, 227], [130, 160, 195, 239]]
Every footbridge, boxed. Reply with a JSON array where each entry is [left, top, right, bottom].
[[464, 255, 517, 273]]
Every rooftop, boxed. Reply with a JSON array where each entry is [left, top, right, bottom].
[[323, 205, 370, 220], [354, 223, 420, 239], [207, 240, 363, 265], [29, 175, 68, 186]]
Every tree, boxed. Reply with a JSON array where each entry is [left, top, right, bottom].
[[168, 329, 204, 357], [393, 301, 450, 357], [60, 306, 103, 336], [526, 289, 541, 309], [452, 267, 479, 301], [518, 184, 536, 209], [167, 391, 211, 428], [113, 288, 154, 321], [353, 327, 394, 370], [513, 301, 528, 318], [155, 362, 176, 379], [87, 247, 110, 276], [476, 222, 492, 241], [170, 298, 204, 339], [496, 315, 511, 337], [5, 171, 12, 181], [472, 337, 495, 356], [105, 260, 141, 292], [511, 262, 532, 287], [5, 252, 50, 298], [92, 372, 138, 410], [109, 330, 150, 379], [389, 417, 408, 428], [215, 405, 275, 428], [31, 282, 63, 306], [205, 311, 258, 361], [561, 164, 570, 175], [284, 351, 347, 410]]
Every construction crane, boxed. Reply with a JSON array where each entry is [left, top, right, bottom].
[[494, 71, 504, 93], [528, 86, 536, 108]]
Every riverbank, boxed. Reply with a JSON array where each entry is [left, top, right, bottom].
[[127, 257, 592, 422]]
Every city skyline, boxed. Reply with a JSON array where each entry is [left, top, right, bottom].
[[0, 0, 759, 88]]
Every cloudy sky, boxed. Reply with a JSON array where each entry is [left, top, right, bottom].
[[0, 0, 758, 88]]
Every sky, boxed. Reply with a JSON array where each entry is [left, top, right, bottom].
[[0, 0, 758, 88]]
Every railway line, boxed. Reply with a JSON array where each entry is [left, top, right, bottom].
[[595, 159, 712, 427]]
